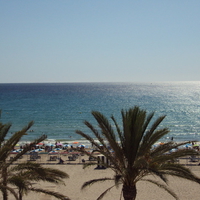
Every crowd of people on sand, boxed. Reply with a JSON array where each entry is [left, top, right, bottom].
[[11, 141, 88, 165], [17, 141, 86, 153], [12, 138, 200, 166]]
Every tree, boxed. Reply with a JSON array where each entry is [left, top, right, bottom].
[[76, 106, 200, 200], [0, 121, 37, 200], [0, 119, 70, 200], [8, 162, 69, 200]]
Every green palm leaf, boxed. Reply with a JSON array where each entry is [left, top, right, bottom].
[[76, 106, 200, 200], [0, 116, 69, 200], [30, 187, 70, 200], [141, 179, 178, 200]]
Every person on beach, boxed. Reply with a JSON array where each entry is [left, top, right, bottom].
[[58, 157, 64, 164]]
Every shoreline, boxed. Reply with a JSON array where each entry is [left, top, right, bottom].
[[15, 138, 200, 148]]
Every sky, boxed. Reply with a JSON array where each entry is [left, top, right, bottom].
[[1, 1, 200, 83]]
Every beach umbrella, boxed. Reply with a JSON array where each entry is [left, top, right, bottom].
[[17, 149, 23, 152], [55, 148, 62, 151], [11, 150, 19, 153], [181, 143, 192, 149], [46, 143, 55, 147], [73, 141, 79, 144], [170, 149, 177, 153], [38, 148, 43, 151], [37, 142, 44, 146], [49, 150, 58, 154], [31, 150, 38, 152], [64, 144, 71, 147], [78, 144, 85, 148], [56, 142, 63, 146], [152, 144, 159, 149]]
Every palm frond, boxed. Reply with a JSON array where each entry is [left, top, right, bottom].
[[151, 146, 198, 162], [5, 121, 34, 148], [84, 120, 108, 150], [92, 111, 116, 142], [141, 179, 178, 200], [75, 106, 200, 200], [0, 118, 70, 200], [97, 184, 118, 200], [114, 174, 122, 188], [81, 177, 114, 190], [30, 187, 70, 200], [0, 121, 37, 166], [0, 124, 12, 147], [82, 162, 97, 169], [92, 111, 122, 160], [7, 175, 31, 195], [11, 162, 69, 184], [75, 129, 102, 152], [7, 135, 47, 167], [111, 115, 123, 142], [139, 124, 169, 157], [92, 112, 125, 169], [143, 115, 167, 143], [121, 107, 148, 167], [0, 183, 20, 200], [158, 163, 200, 184]]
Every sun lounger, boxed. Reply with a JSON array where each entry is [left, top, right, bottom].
[[29, 152, 41, 161], [190, 156, 198, 162], [89, 156, 96, 161], [68, 156, 76, 161], [9, 157, 14, 161], [50, 156, 58, 161]]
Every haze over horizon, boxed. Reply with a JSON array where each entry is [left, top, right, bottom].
[[1, 1, 200, 83]]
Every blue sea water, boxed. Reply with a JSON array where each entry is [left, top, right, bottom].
[[0, 82, 200, 143]]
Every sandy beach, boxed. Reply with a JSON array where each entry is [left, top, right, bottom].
[[7, 152, 200, 200]]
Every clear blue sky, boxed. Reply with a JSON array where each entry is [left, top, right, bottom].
[[1, 1, 200, 83]]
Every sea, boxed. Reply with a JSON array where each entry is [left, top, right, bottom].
[[0, 82, 200, 145]]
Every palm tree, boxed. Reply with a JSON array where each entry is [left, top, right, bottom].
[[8, 162, 70, 200], [0, 121, 37, 200], [0, 120, 70, 200], [76, 106, 200, 200]]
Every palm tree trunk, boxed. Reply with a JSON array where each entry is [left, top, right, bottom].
[[2, 167, 8, 200], [122, 184, 137, 200], [19, 188, 23, 200]]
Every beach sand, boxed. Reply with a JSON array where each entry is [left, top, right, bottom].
[[7, 154, 200, 200]]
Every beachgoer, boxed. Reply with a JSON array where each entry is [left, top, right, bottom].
[[58, 157, 64, 164]]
